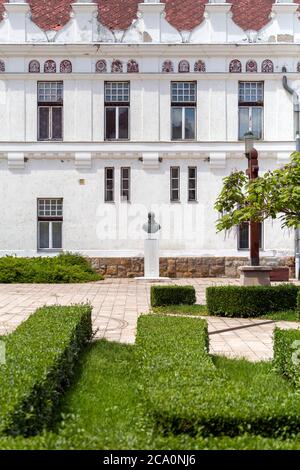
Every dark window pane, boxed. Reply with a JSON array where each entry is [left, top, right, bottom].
[[52, 107, 63, 140], [106, 108, 116, 140], [52, 222, 62, 249], [39, 222, 49, 249], [105, 168, 114, 202], [171, 108, 182, 140], [185, 108, 195, 139], [189, 190, 196, 201], [119, 107, 129, 139], [239, 222, 249, 249], [38, 107, 49, 140], [172, 190, 179, 201]]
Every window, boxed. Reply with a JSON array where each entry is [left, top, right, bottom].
[[170, 167, 180, 202], [188, 167, 197, 202], [238, 222, 263, 250], [238, 82, 263, 140], [105, 82, 130, 140], [38, 199, 63, 250], [105, 168, 115, 202], [121, 167, 131, 202], [171, 82, 196, 140], [38, 82, 63, 141]]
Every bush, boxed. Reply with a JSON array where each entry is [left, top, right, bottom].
[[0, 253, 103, 283], [298, 291, 300, 316], [137, 315, 300, 438], [274, 327, 300, 387], [206, 284, 299, 318], [150, 285, 196, 307], [0, 304, 92, 437]]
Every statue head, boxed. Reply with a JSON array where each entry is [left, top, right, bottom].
[[143, 211, 161, 234]]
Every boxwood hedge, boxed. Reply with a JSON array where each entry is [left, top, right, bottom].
[[274, 327, 300, 388], [0, 304, 92, 437], [137, 315, 300, 438], [0, 253, 103, 283], [206, 284, 299, 318], [150, 285, 196, 307]]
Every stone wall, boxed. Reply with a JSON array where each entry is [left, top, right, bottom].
[[89, 256, 295, 279]]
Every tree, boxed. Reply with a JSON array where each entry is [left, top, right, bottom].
[[215, 152, 300, 231]]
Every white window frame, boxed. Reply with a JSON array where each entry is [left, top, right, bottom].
[[105, 106, 130, 141], [105, 167, 115, 203], [238, 106, 264, 140], [237, 222, 264, 251], [171, 107, 196, 141], [238, 81, 264, 141], [38, 105, 63, 141], [37, 198, 63, 251], [188, 166, 197, 202], [120, 167, 131, 203], [170, 166, 180, 202]]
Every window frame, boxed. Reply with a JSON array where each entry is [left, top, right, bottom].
[[120, 167, 131, 203], [171, 82, 197, 141], [37, 81, 64, 142], [237, 222, 264, 251], [170, 166, 180, 203], [37, 198, 63, 251], [238, 81, 264, 141], [104, 81, 130, 141], [105, 167, 115, 203], [188, 166, 197, 202]]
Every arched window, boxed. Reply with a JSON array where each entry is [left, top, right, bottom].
[[111, 60, 123, 73], [127, 60, 139, 73], [29, 60, 40, 73], [246, 60, 258, 73], [60, 60, 72, 73], [0, 60, 5, 73], [229, 59, 242, 73], [96, 59, 107, 73], [44, 60, 56, 73], [261, 59, 274, 73], [162, 60, 174, 73], [194, 60, 206, 73], [178, 60, 190, 73]]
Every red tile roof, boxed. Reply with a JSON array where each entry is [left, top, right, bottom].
[[229, 0, 275, 32], [0, 0, 299, 33]]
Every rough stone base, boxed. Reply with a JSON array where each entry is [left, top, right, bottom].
[[88, 256, 295, 279]]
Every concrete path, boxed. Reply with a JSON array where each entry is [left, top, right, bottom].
[[0, 278, 299, 361]]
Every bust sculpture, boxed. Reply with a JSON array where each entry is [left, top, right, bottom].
[[143, 212, 161, 235]]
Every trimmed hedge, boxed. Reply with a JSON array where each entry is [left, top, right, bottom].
[[0, 253, 103, 283], [150, 285, 196, 307], [0, 304, 92, 437], [206, 284, 299, 318], [274, 327, 300, 387], [137, 315, 300, 438]]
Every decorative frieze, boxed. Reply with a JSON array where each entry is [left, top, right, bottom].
[[60, 60, 72, 73], [44, 60, 56, 73], [246, 60, 258, 73], [261, 59, 274, 73], [28, 60, 40, 73], [96, 59, 107, 73], [0, 60, 5, 73], [229, 59, 242, 73], [162, 60, 174, 73]]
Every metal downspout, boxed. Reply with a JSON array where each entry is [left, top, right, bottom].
[[282, 69, 300, 279]]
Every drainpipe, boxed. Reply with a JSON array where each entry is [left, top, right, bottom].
[[282, 67, 300, 279]]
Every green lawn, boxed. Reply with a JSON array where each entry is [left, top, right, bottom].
[[1, 315, 300, 449], [153, 305, 299, 322]]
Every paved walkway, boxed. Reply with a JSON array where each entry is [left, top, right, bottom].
[[0, 278, 299, 361]]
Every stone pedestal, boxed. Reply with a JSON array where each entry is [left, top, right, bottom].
[[144, 238, 159, 278], [239, 266, 272, 286]]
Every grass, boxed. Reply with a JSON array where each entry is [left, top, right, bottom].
[[153, 305, 299, 322], [0, 253, 103, 284], [2, 315, 300, 449], [152, 304, 207, 316]]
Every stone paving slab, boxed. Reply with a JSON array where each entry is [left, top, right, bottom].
[[0, 278, 299, 361]]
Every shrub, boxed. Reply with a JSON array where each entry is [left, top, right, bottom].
[[137, 315, 300, 438], [0, 304, 92, 437], [150, 285, 196, 307], [206, 284, 299, 318], [274, 327, 300, 387], [298, 291, 300, 316], [0, 253, 103, 283]]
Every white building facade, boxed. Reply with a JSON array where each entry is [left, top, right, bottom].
[[0, 0, 298, 277]]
